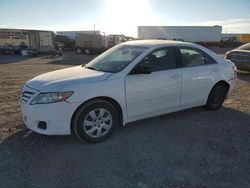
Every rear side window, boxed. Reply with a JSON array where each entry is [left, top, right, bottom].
[[141, 47, 177, 72], [180, 47, 217, 67], [180, 48, 206, 67]]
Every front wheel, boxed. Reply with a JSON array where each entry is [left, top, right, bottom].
[[72, 100, 118, 143], [206, 83, 228, 110]]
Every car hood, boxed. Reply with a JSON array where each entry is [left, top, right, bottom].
[[26, 66, 112, 92]]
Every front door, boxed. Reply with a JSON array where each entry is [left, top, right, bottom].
[[125, 47, 182, 118]]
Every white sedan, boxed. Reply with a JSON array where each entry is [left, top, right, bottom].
[[20, 40, 237, 142]]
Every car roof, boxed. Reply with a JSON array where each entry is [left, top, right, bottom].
[[122, 39, 196, 48], [121, 39, 223, 64], [235, 43, 250, 51]]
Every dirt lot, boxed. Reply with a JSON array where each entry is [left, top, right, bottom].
[[0, 51, 250, 187]]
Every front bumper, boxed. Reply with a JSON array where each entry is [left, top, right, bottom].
[[20, 85, 80, 135]]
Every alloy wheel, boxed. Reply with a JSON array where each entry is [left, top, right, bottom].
[[83, 108, 112, 138]]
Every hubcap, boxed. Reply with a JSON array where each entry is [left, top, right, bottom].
[[83, 108, 112, 138]]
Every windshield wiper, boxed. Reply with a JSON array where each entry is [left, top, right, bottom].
[[82, 64, 114, 73], [83, 65, 102, 72]]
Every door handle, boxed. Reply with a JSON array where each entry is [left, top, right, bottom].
[[171, 74, 181, 79]]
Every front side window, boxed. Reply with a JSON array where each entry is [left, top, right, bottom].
[[139, 47, 177, 72], [85, 45, 146, 73], [180, 48, 206, 67]]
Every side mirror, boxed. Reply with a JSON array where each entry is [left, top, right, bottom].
[[131, 65, 151, 74]]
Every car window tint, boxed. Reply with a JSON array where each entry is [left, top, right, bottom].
[[180, 48, 206, 67], [141, 48, 177, 72]]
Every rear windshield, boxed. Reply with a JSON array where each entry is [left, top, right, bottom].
[[236, 43, 250, 50]]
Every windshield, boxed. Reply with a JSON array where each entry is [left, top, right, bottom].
[[85, 45, 147, 73]]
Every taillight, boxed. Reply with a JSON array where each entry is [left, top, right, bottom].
[[232, 65, 237, 78], [225, 51, 232, 59]]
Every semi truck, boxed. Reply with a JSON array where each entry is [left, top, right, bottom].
[[74, 33, 134, 54]]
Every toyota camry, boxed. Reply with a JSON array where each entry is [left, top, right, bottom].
[[20, 40, 237, 142]]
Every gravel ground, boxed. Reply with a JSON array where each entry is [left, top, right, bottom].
[[0, 51, 250, 187]]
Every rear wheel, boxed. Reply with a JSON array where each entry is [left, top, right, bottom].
[[84, 48, 90, 55], [76, 48, 82, 54], [72, 100, 118, 143], [206, 83, 228, 110]]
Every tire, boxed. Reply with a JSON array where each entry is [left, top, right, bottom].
[[206, 83, 228, 110], [72, 99, 118, 143], [84, 48, 90, 55], [76, 48, 82, 54]]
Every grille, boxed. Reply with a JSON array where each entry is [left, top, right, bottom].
[[21, 91, 35, 104]]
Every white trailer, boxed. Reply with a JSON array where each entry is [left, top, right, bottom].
[[138, 26, 222, 43], [56, 30, 102, 40], [75, 33, 108, 54], [0, 29, 54, 50]]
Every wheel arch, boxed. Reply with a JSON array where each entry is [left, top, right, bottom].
[[207, 80, 230, 101], [214, 80, 230, 90], [70, 96, 124, 134]]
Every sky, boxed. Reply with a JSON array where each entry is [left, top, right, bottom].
[[0, 0, 250, 37]]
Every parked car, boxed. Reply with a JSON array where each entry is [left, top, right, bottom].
[[225, 43, 250, 71], [20, 40, 237, 142]]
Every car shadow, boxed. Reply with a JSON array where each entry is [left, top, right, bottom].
[[1, 107, 250, 187]]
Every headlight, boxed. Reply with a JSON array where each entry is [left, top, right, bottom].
[[30, 91, 73, 105]]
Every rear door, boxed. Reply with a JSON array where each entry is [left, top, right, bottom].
[[125, 47, 182, 118], [179, 47, 219, 107]]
